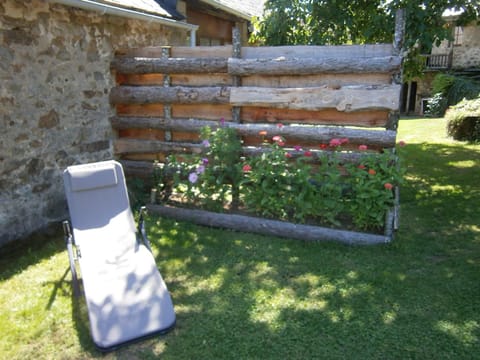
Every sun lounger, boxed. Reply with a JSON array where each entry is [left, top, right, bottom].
[[62, 160, 175, 351]]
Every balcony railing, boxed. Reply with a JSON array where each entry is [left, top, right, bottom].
[[423, 53, 452, 70]]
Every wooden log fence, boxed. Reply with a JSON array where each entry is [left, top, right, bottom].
[[110, 17, 405, 243]]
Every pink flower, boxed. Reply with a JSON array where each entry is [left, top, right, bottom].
[[277, 141, 285, 147], [294, 145, 302, 151], [358, 144, 368, 151], [340, 138, 349, 145], [304, 151, 313, 157], [398, 140, 406, 147], [329, 138, 342, 147], [188, 172, 198, 184], [277, 123, 284, 129], [384, 182, 393, 190], [259, 130, 267, 136], [368, 169, 376, 175], [242, 164, 252, 172], [358, 164, 366, 170], [272, 135, 283, 142], [285, 152, 293, 158]]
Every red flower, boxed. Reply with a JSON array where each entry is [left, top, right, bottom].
[[319, 144, 328, 149], [358, 164, 366, 170], [358, 144, 368, 151], [368, 169, 376, 175], [329, 138, 342, 147], [285, 152, 293, 158], [304, 151, 313, 157], [242, 164, 252, 172], [384, 182, 393, 190], [398, 140, 406, 147], [277, 141, 285, 147]]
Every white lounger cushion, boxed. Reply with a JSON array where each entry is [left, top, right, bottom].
[[63, 160, 175, 350]]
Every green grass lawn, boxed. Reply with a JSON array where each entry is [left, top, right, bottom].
[[1, 117, 479, 359]]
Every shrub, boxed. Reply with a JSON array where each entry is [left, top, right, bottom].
[[427, 74, 480, 117], [446, 97, 480, 142]]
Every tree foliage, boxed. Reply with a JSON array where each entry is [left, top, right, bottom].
[[250, 0, 479, 79]]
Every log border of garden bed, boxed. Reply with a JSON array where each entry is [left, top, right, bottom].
[[147, 202, 398, 246]]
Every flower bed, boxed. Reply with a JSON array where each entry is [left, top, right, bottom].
[[150, 120, 404, 244]]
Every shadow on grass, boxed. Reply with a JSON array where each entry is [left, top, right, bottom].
[[0, 226, 65, 281], [1, 139, 478, 358], [143, 206, 479, 358], [398, 142, 480, 236]]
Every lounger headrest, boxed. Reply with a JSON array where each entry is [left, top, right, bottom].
[[68, 163, 118, 192]]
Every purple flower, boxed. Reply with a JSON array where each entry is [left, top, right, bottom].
[[202, 158, 209, 165], [219, 117, 226, 126], [188, 172, 198, 184], [202, 139, 210, 148], [196, 165, 205, 174]]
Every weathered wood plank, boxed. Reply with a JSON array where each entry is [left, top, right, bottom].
[[172, 104, 233, 120], [241, 107, 389, 127], [171, 74, 232, 86], [110, 86, 231, 105], [147, 204, 391, 245], [171, 45, 233, 58], [228, 56, 401, 76], [242, 73, 392, 87], [111, 57, 228, 74], [241, 44, 394, 59], [230, 85, 401, 112], [116, 104, 165, 116]]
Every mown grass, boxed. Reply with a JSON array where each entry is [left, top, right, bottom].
[[0, 117, 479, 359]]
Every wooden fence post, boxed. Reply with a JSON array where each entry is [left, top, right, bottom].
[[162, 46, 172, 141]]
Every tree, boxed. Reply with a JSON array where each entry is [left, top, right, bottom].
[[250, 0, 479, 79]]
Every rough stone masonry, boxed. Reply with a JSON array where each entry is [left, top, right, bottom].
[[0, 0, 187, 246]]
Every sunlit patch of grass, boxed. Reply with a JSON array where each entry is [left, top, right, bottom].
[[436, 320, 479, 346]]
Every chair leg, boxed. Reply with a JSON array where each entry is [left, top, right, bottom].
[[138, 206, 153, 253], [63, 220, 80, 297]]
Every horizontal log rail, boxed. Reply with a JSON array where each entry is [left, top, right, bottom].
[[110, 85, 400, 112], [111, 55, 401, 76], [228, 56, 402, 76], [110, 86, 231, 105], [111, 57, 229, 74], [111, 116, 397, 148], [230, 85, 401, 112]]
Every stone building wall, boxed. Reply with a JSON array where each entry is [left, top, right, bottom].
[[452, 21, 480, 69], [0, 0, 188, 246]]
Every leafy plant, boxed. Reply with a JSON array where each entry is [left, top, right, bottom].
[[155, 122, 405, 231], [428, 74, 480, 116], [446, 97, 480, 142]]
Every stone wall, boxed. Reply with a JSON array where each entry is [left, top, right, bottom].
[[452, 21, 480, 69], [0, 0, 188, 246]]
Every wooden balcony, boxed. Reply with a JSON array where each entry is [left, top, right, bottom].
[[423, 53, 452, 70]]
